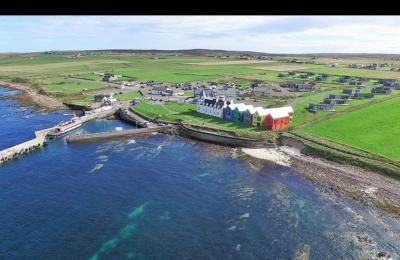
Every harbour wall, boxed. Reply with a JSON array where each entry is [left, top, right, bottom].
[[178, 124, 275, 148], [0, 106, 119, 164], [0, 126, 55, 164], [66, 126, 170, 143], [117, 108, 150, 128]]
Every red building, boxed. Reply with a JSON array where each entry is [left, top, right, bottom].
[[264, 111, 290, 130]]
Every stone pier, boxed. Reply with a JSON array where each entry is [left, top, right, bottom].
[[66, 126, 170, 144], [0, 126, 54, 164], [0, 106, 120, 164]]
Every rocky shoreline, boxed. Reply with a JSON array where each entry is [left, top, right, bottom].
[[0, 81, 66, 110], [242, 146, 400, 218]]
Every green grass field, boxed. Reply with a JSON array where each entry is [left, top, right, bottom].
[[131, 101, 265, 132], [299, 96, 400, 160], [41, 77, 108, 94], [115, 90, 142, 101]]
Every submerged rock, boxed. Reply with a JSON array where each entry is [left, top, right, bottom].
[[356, 235, 373, 244], [293, 244, 310, 260], [377, 251, 390, 258]]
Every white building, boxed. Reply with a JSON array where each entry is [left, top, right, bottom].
[[196, 92, 229, 118], [194, 85, 217, 97], [150, 86, 173, 96]]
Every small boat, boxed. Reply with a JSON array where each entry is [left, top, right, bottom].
[[47, 115, 82, 139]]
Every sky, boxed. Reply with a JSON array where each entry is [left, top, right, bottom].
[[1, 16, 400, 54]]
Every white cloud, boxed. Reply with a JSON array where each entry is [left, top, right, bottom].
[[1, 16, 400, 53]]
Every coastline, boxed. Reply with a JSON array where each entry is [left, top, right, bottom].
[[242, 146, 400, 218], [0, 81, 66, 110], [1, 85, 399, 218]]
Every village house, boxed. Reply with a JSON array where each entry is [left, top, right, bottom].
[[342, 89, 354, 95], [118, 81, 134, 89], [102, 73, 121, 82], [243, 106, 257, 125], [258, 55, 273, 60], [349, 81, 364, 86], [379, 79, 398, 87], [194, 85, 217, 97], [307, 103, 335, 112], [146, 80, 159, 87], [251, 106, 293, 129], [328, 94, 351, 100], [232, 104, 249, 122], [150, 86, 174, 96], [324, 98, 348, 105], [352, 92, 375, 99], [222, 102, 236, 121], [236, 88, 252, 97], [361, 64, 379, 70], [181, 85, 192, 90], [251, 86, 272, 97], [337, 76, 352, 83], [216, 88, 237, 99], [93, 93, 116, 105], [264, 110, 290, 130], [327, 63, 340, 68], [224, 82, 236, 88], [371, 86, 392, 95], [281, 81, 320, 92], [251, 109, 270, 127], [94, 93, 113, 102], [197, 94, 228, 118]]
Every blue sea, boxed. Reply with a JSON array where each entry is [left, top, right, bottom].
[[1, 87, 400, 260]]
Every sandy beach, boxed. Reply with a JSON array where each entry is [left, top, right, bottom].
[[241, 147, 295, 167]]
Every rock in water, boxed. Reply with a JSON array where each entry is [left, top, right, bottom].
[[293, 244, 310, 260]]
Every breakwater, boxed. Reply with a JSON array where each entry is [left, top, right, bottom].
[[0, 106, 119, 164], [0, 127, 54, 163], [66, 126, 170, 143], [117, 108, 153, 128]]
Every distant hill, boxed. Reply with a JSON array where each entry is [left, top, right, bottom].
[[43, 49, 275, 57], [4, 49, 400, 60]]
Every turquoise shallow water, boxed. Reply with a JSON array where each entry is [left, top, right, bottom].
[[1, 87, 400, 259]]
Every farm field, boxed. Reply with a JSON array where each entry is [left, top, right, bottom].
[[302, 65, 400, 81], [252, 64, 312, 72], [185, 60, 274, 65], [299, 96, 400, 161], [41, 77, 108, 94], [252, 62, 400, 80], [0, 53, 281, 91]]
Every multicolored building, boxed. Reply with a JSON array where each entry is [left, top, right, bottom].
[[197, 93, 293, 130]]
